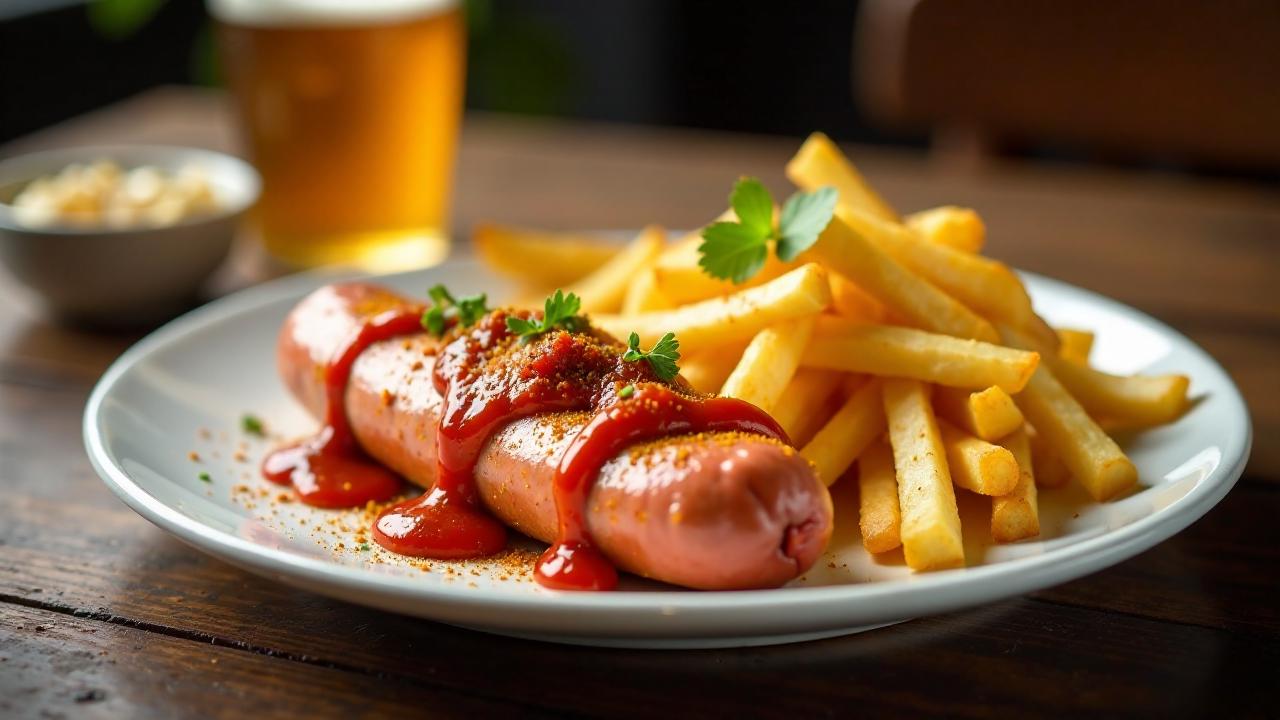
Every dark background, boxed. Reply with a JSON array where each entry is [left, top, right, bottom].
[[3, 0, 1277, 180], [0, 0, 912, 145]]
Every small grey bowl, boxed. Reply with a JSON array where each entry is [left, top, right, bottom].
[[0, 145, 260, 326]]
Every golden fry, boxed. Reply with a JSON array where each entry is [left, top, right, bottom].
[[829, 273, 889, 323], [621, 267, 674, 314], [721, 317, 815, 411], [772, 369, 846, 446], [1028, 426, 1071, 489], [678, 344, 747, 395], [992, 428, 1041, 542], [858, 439, 902, 553], [804, 215, 999, 342], [1056, 328, 1095, 365], [805, 317, 1040, 393], [650, 210, 789, 305], [834, 205, 1036, 330], [473, 223, 618, 286], [1012, 359, 1138, 502], [1047, 357, 1190, 428], [594, 263, 831, 354], [801, 379, 885, 486], [651, 255, 792, 305], [933, 385, 1025, 441], [785, 131, 899, 221], [905, 206, 986, 253], [882, 378, 964, 571], [937, 419, 1020, 496], [564, 225, 666, 313]]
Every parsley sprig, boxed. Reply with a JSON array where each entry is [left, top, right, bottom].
[[506, 289, 584, 343], [622, 332, 681, 382], [698, 177, 838, 283], [240, 414, 265, 436], [422, 284, 490, 337]]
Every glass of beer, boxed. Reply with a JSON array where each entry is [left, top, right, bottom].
[[209, 0, 465, 271]]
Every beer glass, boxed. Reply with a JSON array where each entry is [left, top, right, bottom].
[[209, 0, 465, 270]]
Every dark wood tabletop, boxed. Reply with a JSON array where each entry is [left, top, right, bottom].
[[2, 88, 1277, 719]]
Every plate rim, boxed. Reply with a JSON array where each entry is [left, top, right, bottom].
[[82, 260, 1253, 625]]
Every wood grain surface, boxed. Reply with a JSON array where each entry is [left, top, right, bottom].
[[1, 88, 1276, 718]]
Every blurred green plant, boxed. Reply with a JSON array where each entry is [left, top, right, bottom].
[[85, 0, 577, 113], [466, 0, 575, 115], [87, 0, 165, 40]]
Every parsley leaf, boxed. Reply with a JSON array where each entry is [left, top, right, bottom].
[[505, 289, 583, 342], [730, 176, 774, 236], [698, 177, 838, 282], [423, 307, 447, 337], [455, 294, 490, 327], [198, 471, 212, 483], [776, 186, 838, 261], [698, 221, 770, 284], [622, 331, 681, 381], [241, 414, 265, 436], [422, 284, 490, 337]]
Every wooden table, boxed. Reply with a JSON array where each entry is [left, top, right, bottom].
[[2, 88, 1277, 718]]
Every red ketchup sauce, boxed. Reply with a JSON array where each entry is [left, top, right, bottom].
[[266, 301, 787, 591], [261, 309, 424, 508]]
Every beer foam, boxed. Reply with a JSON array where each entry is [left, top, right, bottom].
[[208, 0, 457, 27]]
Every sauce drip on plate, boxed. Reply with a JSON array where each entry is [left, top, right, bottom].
[[265, 301, 786, 590], [262, 309, 423, 507]]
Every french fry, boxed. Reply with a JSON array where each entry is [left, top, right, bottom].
[[804, 317, 1040, 393], [473, 223, 618, 286], [882, 378, 964, 571], [804, 214, 999, 342], [936, 419, 1020, 496], [1028, 425, 1071, 489], [651, 256, 792, 305], [594, 263, 832, 354], [564, 225, 666, 313], [829, 273, 889, 323], [992, 428, 1041, 542], [721, 317, 815, 411], [1010, 356, 1138, 502], [858, 439, 902, 553], [678, 344, 748, 395], [771, 369, 845, 446], [801, 379, 884, 486], [1056, 328, 1095, 364], [905, 206, 986, 253], [621, 267, 674, 314], [650, 209, 791, 305], [1025, 313, 1064, 352], [788, 138, 1033, 334], [833, 205, 1037, 331], [841, 372, 869, 396], [785, 132, 899, 221], [933, 385, 1025, 441], [1045, 356, 1190, 428]]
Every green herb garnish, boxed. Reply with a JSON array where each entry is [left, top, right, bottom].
[[422, 284, 491, 337], [505, 289, 583, 342], [198, 471, 212, 483], [622, 332, 681, 382], [618, 384, 636, 399], [358, 543, 371, 552], [698, 177, 838, 283], [241, 414, 265, 436]]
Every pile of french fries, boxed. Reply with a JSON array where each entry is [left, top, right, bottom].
[[473, 133, 1192, 572]]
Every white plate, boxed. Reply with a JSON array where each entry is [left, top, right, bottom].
[[84, 260, 1251, 648]]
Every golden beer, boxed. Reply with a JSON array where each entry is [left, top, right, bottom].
[[211, 0, 465, 270]]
